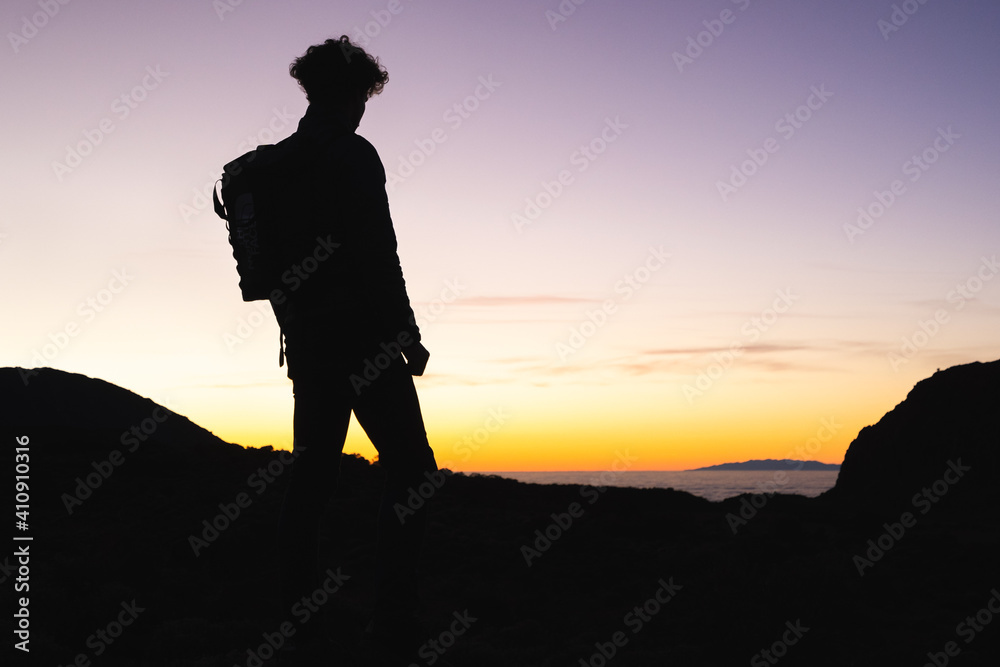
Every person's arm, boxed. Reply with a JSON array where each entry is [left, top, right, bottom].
[[332, 135, 425, 367]]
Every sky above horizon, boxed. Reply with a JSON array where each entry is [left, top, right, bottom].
[[3, 0, 999, 471]]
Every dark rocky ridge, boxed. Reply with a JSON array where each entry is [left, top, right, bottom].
[[2, 362, 998, 666], [2, 366, 238, 452], [829, 359, 1000, 513]]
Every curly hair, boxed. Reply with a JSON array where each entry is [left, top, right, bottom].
[[289, 36, 388, 103]]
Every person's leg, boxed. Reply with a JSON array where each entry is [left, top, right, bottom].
[[351, 354, 438, 621], [277, 375, 352, 621]]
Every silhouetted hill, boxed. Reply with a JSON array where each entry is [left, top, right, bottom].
[[689, 459, 840, 471], [1, 366, 237, 452], [3, 363, 998, 666], [828, 359, 1000, 513]]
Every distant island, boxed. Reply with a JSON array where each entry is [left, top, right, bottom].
[[687, 459, 840, 471]]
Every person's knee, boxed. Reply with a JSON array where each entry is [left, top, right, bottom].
[[382, 445, 438, 482]]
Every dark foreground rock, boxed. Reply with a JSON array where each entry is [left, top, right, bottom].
[[2, 364, 998, 666], [830, 359, 1000, 513]]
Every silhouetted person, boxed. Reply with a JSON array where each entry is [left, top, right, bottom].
[[272, 35, 438, 661]]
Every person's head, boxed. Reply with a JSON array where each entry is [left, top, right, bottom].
[[289, 36, 388, 127]]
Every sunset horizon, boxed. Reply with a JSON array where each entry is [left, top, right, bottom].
[[5, 0, 998, 476]]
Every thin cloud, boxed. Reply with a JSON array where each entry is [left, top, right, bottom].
[[453, 295, 597, 307], [642, 343, 814, 356]]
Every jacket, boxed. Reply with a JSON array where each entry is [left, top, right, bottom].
[[274, 103, 421, 379]]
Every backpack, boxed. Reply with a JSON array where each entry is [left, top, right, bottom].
[[213, 142, 294, 303], [213, 135, 333, 366]]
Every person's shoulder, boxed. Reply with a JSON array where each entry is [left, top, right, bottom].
[[327, 133, 381, 163], [326, 133, 385, 180]]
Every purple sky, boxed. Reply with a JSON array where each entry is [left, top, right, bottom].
[[3, 0, 998, 468]]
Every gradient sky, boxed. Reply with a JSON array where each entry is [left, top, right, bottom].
[[3, 0, 999, 471]]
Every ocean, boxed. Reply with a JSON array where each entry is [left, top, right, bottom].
[[482, 470, 840, 502]]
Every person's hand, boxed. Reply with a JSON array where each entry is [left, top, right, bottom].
[[404, 341, 429, 376]]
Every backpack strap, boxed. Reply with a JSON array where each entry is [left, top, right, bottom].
[[212, 179, 227, 220]]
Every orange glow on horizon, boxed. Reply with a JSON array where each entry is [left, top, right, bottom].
[[181, 361, 913, 474], [215, 412, 856, 473]]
